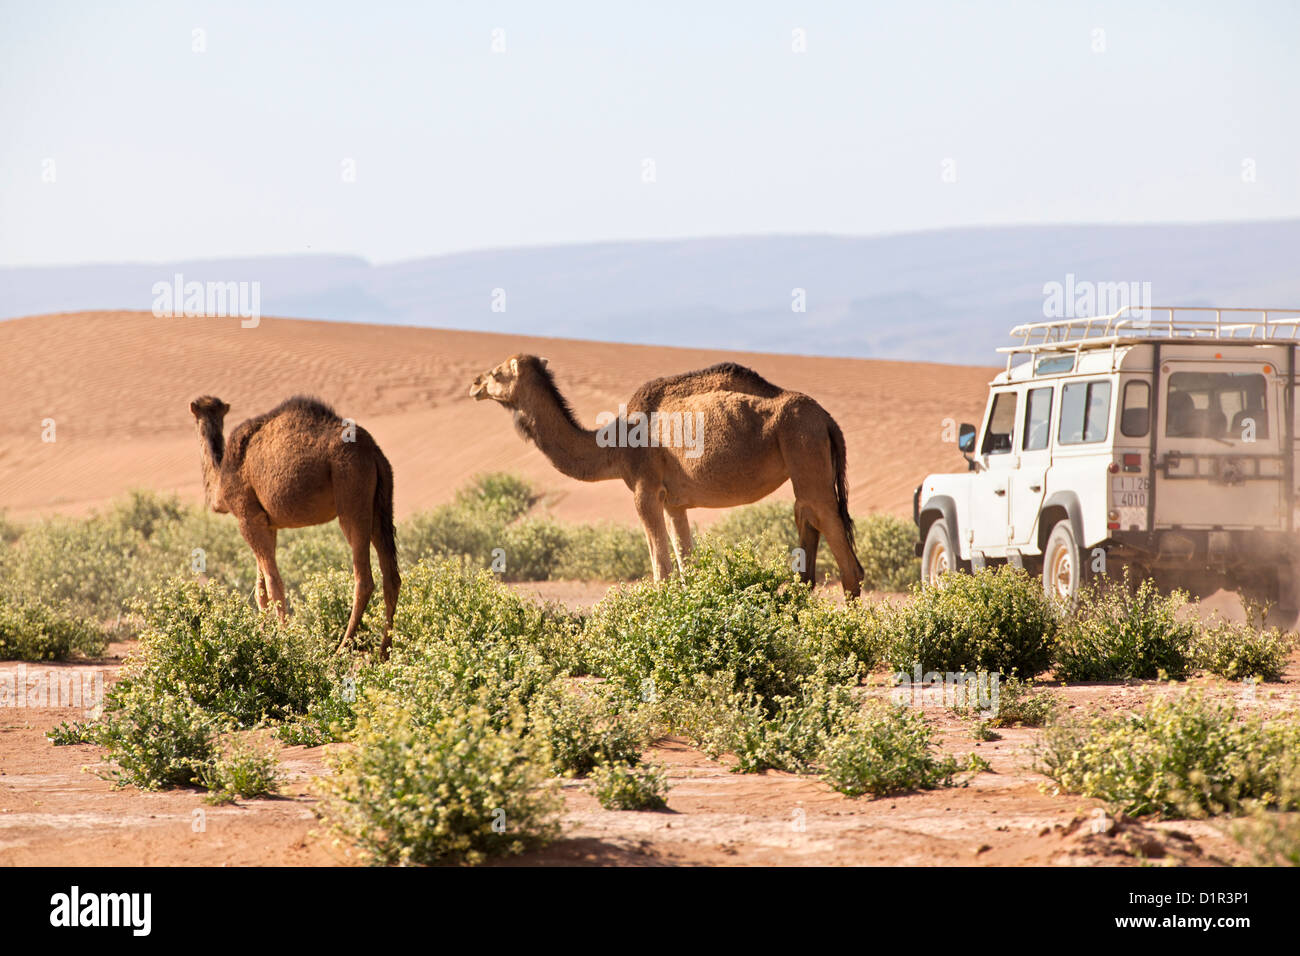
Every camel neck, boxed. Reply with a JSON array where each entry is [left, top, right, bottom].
[[515, 383, 621, 482], [196, 419, 226, 509]]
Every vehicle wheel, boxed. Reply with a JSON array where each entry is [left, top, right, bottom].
[[921, 520, 956, 587], [1042, 520, 1087, 605]]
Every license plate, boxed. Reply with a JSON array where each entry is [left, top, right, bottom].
[[1112, 475, 1150, 509]]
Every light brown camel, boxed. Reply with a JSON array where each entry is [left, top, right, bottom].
[[189, 395, 400, 657], [469, 356, 864, 596]]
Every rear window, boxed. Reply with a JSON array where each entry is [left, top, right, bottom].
[[1058, 380, 1112, 445], [1166, 372, 1269, 440]]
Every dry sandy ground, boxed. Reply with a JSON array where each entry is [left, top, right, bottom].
[[0, 311, 994, 525], [2, 582, 1294, 868]]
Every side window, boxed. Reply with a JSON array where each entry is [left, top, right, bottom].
[[1022, 386, 1053, 451], [1058, 380, 1112, 445], [1121, 381, 1150, 437], [982, 391, 1018, 455]]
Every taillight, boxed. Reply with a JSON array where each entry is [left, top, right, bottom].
[[1122, 453, 1141, 473]]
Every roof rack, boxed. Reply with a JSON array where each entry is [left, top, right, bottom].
[[1000, 306, 1300, 369]]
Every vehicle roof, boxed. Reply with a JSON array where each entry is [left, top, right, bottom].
[[991, 306, 1300, 386]]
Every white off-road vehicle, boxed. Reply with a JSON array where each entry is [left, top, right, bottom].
[[914, 306, 1300, 626]]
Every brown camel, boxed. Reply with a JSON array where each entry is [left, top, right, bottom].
[[188, 395, 400, 656], [469, 356, 864, 595]]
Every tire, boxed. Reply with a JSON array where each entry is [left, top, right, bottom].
[[921, 520, 956, 587], [1042, 519, 1087, 605]]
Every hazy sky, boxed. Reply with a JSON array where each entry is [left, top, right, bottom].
[[2, 0, 1298, 266]]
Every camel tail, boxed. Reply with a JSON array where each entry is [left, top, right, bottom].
[[373, 450, 398, 570], [828, 416, 863, 576]]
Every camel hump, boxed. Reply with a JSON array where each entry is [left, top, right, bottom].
[[632, 362, 785, 405], [267, 394, 342, 422], [226, 394, 344, 464]]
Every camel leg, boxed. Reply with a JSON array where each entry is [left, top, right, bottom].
[[372, 526, 401, 660], [336, 511, 375, 653], [667, 507, 692, 573], [239, 512, 285, 619], [262, 529, 286, 621], [794, 502, 821, 587], [809, 498, 861, 598], [254, 566, 269, 611], [787, 444, 863, 598], [635, 488, 675, 581]]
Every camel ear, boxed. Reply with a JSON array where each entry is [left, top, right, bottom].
[[220, 402, 230, 415], [538, 357, 549, 369], [509, 357, 519, 376], [189, 400, 199, 415]]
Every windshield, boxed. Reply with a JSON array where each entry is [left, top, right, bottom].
[[1166, 372, 1269, 440]]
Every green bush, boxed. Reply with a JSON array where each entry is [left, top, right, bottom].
[[530, 680, 649, 776], [553, 523, 651, 581], [1054, 574, 1196, 681], [704, 504, 919, 592], [200, 737, 283, 803], [1190, 611, 1293, 682], [884, 566, 1058, 678], [400, 474, 536, 571], [126, 578, 332, 727], [93, 684, 219, 790], [857, 513, 921, 592], [1233, 764, 1300, 865], [590, 760, 669, 810], [275, 524, 353, 599], [373, 560, 577, 730], [704, 502, 834, 578], [455, 472, 537, 521], [499, 518, 572, 581], [0, 514, 141, 634], [821, 701, 960, 797], [677, 677, 860, 774], [320, 694, 561, 866], [400, 503, 501, 569], [583, 543, 858, 711], [0, 511, 23, 546], [987, 675, 1058, 728], [110, 489, 185, 540], [0, 593, 104, 661], [1040, 690, 1300, 818]]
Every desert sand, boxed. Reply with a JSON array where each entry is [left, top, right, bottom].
[[0, 311, 995, 523]]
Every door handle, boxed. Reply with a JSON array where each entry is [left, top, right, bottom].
[[993, 488, 1006, 496], [1028, 484, 1042, 492]]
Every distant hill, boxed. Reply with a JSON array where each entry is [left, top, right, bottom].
[[5, 221, 1299, 364]]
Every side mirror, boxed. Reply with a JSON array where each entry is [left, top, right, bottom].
[[957, 423, 976, 453]]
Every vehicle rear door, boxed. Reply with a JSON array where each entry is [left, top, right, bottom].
[[1154, 359, 1284, 529]]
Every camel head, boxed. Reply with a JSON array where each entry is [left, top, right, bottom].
[[469, 354, 550, 407], [189, 394, 231, 426]]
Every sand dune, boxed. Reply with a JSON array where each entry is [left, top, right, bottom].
[[0, 311, 995, 526]]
